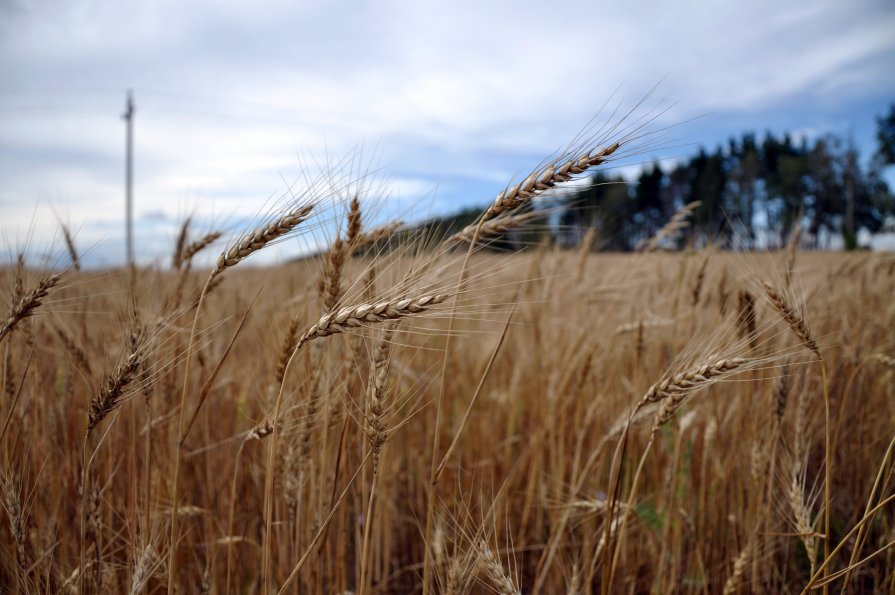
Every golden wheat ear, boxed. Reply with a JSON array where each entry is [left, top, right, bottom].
[[648, 356, 754, 432], [484, 142, 621, 222], [1, 472, 27, 578], [87, 327, 147, 436], [208, 203, 315, 287], [450, 211, 543, 245], [296, 293, 450, 348], [60, 222, 81, 271], [761, 281, 819, 355], [639, 200, 701, 252], [0, 271, 63, 344]]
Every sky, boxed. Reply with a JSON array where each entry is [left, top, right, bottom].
[[1, 0, 894, 266]]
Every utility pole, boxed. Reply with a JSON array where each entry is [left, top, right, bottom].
[[123, 89, 135, 267]]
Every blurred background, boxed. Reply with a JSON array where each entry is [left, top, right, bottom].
[[1, 0, 894, 266]]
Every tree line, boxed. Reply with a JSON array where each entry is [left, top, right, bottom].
[[553, 104, 895, 251], [404, 104, 895, 252]]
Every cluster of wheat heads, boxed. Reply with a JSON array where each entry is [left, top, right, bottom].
[[2, 112, 895, 594]]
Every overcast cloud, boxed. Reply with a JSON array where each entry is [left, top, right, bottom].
[[1, 0, 894, 266]]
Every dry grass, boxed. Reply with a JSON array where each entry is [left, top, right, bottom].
[[1, 241, 892, 594], [2, 134, 894, 594]]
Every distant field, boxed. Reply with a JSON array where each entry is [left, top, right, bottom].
[[2, 218, 894, 593]]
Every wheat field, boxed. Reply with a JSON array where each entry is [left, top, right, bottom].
[[2, 156, 895, 595]]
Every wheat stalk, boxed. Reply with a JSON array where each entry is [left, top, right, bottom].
[[575, 226, 597, 283], [718, 267, 730, 316], [691, 253, 709, 306], [736, 289, 757, 349]]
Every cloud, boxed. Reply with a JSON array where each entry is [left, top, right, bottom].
[[1, 0, 893, 265]]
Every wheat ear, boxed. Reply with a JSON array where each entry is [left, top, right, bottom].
[[61, 222, 81, 271], [128, 545, 155, 595], [787, 460, 818, 576], [54, 325, 93, 375], [784, 222, 801, 289], [12, 253, 25, 301], [320, 236, 348, 311], [484, 142, 620, 220], [365, 328, 395, 475], [476, 540, 520, 595], [761, 282, 818, 355], [209, 203, 314, 285], [718, 267, 730, 316], [296, 294, 449, 348], [1, 473, 26, 578], [640, 201, 701, 252], [649, 358, 751, 431], [181, 232, 223, 266], [451, 211, 542, 244], [352, 221, 404, 252], [0, 272, 62, 344], [87, 329, 145, 435], [275, 316, 302, 387], [636, 356, 750, 410], [346, 195, 362, 245], [172, 217, 192, 269], [772, 365, 791, 427], [722, 539, 754, 595], [691, 253, 709, 306]]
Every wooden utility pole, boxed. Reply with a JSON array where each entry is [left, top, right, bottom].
[[123, 89, 135, 267]]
